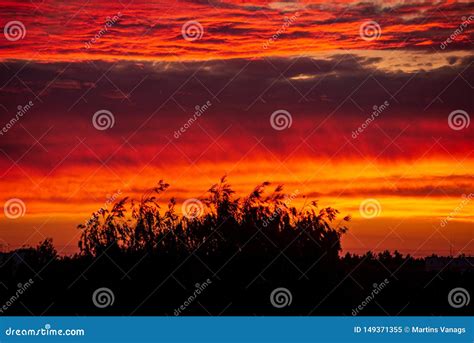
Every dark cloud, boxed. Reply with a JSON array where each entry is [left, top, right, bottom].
[[0, 53, 472, 172], [1, 53, 471, 113]]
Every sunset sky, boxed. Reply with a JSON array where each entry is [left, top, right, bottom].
[[0, 0, 472, 256]]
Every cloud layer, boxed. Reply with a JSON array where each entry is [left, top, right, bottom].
[[0, 0, 472, 61]]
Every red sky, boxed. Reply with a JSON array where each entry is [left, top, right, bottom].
[[0, 0, 473, 255]]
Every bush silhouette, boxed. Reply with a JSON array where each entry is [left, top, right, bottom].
[[78, 176, 350, 262]]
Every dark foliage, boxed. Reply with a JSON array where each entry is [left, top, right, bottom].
[[77, 177, 348, 261], [0, 178, 471, 316]]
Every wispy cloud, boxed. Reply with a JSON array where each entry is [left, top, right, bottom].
[[0, 0, 471, 61]]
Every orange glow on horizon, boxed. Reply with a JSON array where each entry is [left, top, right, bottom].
[[1, 158, 473, 255]]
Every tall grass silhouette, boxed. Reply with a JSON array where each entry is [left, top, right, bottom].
[[78, 176, 350, 261]]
